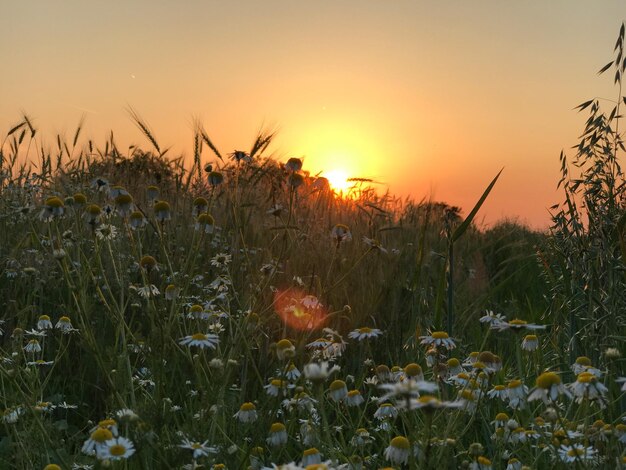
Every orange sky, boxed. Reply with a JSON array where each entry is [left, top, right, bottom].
[[1, 1, 624, 229]]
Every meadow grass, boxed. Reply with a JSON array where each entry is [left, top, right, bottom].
[[0, 29, 625, 470]]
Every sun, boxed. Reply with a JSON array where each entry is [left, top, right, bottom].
[[324, 169, 352, 193]]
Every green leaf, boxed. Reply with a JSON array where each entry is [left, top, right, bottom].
[[452, 168, 503, 243]]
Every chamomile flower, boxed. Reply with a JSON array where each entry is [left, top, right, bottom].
[[179, 333, 220, 349], [179, 438, 218, 458], [265, 378, 289, 397], [400, 395, 463, 411], [328, 379, 348, 402], [37, 315, 53, 330], [146, 185, 160, 202], [303, 362, 340, 381], [129, 210, 147, 230], [521, 334, 539, 351], [528, 372, 571, 403], [568, 372, 608, 407], [571, 356, 602, 377], [301, 448, 322, 466], [192, 197, 209, 216], [384, 436, 411, 465], [55, 316, 74, 333], [378, 379, 437, 402], [348, 327, 383, 341], [331, 224, 352, 245], [97, 436, 135, 460], [479, 310, 506, 326], [486, 385, 508, 402], [374, 403, 398, 420], [137, 285, 160, 298], [506, 379, 528, 410], [345, 390, 365, 407], [419, 331, 456, 350], [154, 200, 171, 222], [276, 339, 296, 361], [210, 252, 231, 268], [446, 358, 463, 376], [491, 318, 546, 332], [27, 359, 54, 367], [266, 422, 288, 447], [95, 224, 117, 241], [350, 428, 374, 447], [470, 456, 493, 469], [234, 402, 258, 423], [115, 409, 139, 420], [82, 427, 114, 455], [24, 339, 41, 353], [40, 196, 65, 221], [557, 444, 597, 464], [195, 213, 215, 233], [114, 193, 134, 217], [284, 362, 301, 381]]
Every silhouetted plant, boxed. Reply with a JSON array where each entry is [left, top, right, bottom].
[[548, 22, 626, 364]]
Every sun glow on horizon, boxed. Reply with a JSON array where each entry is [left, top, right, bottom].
[[323, 169, 352, 194]]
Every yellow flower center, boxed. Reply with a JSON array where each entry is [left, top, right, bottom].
[[358, 327, 372, 333], [329, 380, 346, 391], [86, 204, 101, 215], [115, 194, 133, 205], [91, 428, 113, 442], [59, 316, 70, 323], [577, 372, 595, 383], [494, 385, 505, 391], [535, 372, 561, 389], [495, 412, 509, 421], [270, 422, 285, 433], [567, 448, 584, 457], [277, 339, 294, 350], [109, 444, 127, 456], [447, 358, 460, 367], [191, 333, 207, 341], [508, 379, 522, 388], [347, 390, 361, 397], [240, 402, 256, 411], [73, 193, 87, 204], [197, 213, 215, 225], [404, 363, 422, 376], [390, 436, 410, 449], [39, 315, 50, 321], [45, 197, 64, 208], [418, 395, 439, 404], [154, 201, 170, 212], [432, 331, 449, 339], [303, 448, 319, 456], [575, 356, 592, 366]]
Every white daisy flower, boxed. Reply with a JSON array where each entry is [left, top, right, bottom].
[[97, 436, 135, 460], [178, 333, 220, 349], [179, 438, 218, 459], [348, 327, 383, 341], [419, 331, 456, 350]]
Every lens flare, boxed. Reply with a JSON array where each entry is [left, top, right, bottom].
[[273, 288, 327, 331]]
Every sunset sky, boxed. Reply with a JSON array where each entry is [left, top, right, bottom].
[[1, 1, 624, 228]]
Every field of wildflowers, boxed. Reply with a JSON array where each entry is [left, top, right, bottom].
[[1, 26, 625, 470]]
